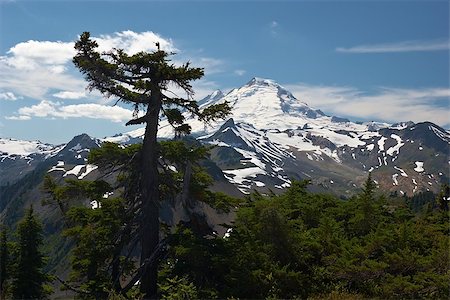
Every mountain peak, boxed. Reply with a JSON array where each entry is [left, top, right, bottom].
[[197, 89, 225, 107], [63, 133, 100, 152], [247, 77, 278, 87], [209, 90, 224, 99], [217, 77, 327, 130]]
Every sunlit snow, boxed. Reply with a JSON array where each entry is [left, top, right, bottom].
[[386, 134, 404, 156], [78, 164, 98, 179], [63, 165, 85, 177], [414, 161, 424, 172]]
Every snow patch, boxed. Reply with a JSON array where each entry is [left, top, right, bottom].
[[70, 143, 82, 151], [394, 166, 408, 177], [63, 165, 85, 177], [78, 164, 98, 179], [223, 167, 266, 188], [90, 200, 101, 209], [430, 125, 450, 144], [392, 174, 399, 186], [377, 137, 387, 152], [414, 161, 424, 172], [386, 134, 404, 156], [0, 138, 59, 157], [223, 228, 232, 238]]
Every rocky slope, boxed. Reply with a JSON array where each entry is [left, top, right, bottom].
[[1, 78, 448, 202]]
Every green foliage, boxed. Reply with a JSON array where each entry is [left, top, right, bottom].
[[11, 206, 51, 299], [41, 139, 238, 298], [73, 31, 231, 297], [161, 175, 450, 299], [407, 189, 436, 212], [160, 226, 229, 299], [436, 183, 449, 211], [346, 173, 386, 237], [64, 197, 130, 299], [0, 227, 9, 297], [159, 276, 198, 300], [73, 31, 230, 131], [88, 142, 141, 170]]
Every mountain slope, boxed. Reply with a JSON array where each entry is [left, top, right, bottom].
[[97, 77, 450, 196], [193, 78, 449, 195], [1, 78, 448, 198]]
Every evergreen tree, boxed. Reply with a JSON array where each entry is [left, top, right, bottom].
[[348, 173, 382, 236], [159, 178, 449, 299], [0, 227, 9, 298], [436, 183, 449, 211], [11, 206, 50, 299], [43, 140, 237, 298], [73, 32, 230, 297]]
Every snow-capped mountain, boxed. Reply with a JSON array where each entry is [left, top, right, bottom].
[[179, 77, 448, 195], [156, 77, 370, 139], [1, 78, 449, 198], [0, 134, 100, 185], [0, 138, 64, 184], [0, 138, 59, 157], [215, 77, 328, 130], [0, 133, 104, 229], [197, 89, 225, 108]]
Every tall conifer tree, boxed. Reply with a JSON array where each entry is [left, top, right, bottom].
[[11, 206, 48, 299], [73, 32, 230, 297], [0, 228, 9, 298]]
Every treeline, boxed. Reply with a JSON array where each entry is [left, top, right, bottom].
[[160, 177, 449, 299], [0, 206, 52, 299], [0, 140, 448, 299]]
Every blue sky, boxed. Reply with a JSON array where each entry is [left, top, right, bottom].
[[0, 0, 449, 144]]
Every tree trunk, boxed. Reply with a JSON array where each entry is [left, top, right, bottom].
[[139, 90, 161, 299], [181, 161, 193, 209]]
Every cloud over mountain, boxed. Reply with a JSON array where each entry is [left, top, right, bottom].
[[285, 83, 450, 128], [8, 100, 134, 122]]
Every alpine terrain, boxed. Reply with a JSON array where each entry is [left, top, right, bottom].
[[1, 78, 449, 206]]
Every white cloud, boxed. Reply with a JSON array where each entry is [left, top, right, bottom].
[[5, 115, 31, 121], [234, 69, 246, 76], [7, 40, 75, 68], [57, 103, 134, 122], [336, 39, 450, 53], [0, 91, 19, 101], [17, 100, 59, 117], [0, 61, 86, 100], [193, 57, 223, 75], [94, 30, 177, 54], [192, 80, 223, 100], [53, 91, 87, 99], [285, 83, 450, 127], [163, 78, 221, 101], [269, 20, 279, 36], [1, 29, 224, 107], [0, 30, 177, 101], [8, 100, 134, 122]]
